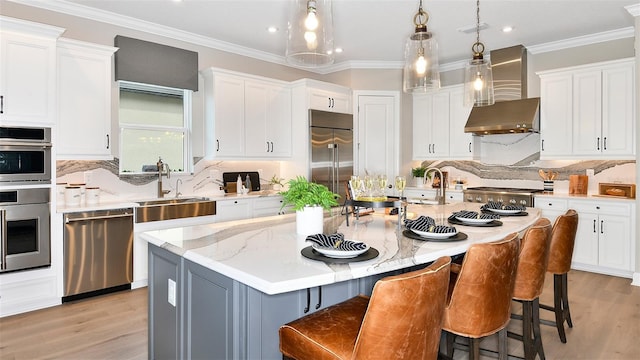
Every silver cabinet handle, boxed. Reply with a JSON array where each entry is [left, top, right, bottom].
[[65, 212, 133, 223], [1, 209, 6, 270]]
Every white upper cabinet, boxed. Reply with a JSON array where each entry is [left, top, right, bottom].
[[538, 58, 635, 159], [57, 38, 117, 159], [413, 85, 472, 160], [306, 80, 352, 114], [0, 16, 64, 126], [202, 68, 291, 159]]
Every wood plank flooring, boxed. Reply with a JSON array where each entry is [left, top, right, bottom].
[[1, 270, 638, 359]]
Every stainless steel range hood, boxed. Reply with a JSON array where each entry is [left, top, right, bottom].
[[464, 45, 540, 135]]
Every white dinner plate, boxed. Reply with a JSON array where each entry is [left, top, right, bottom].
[[410, 228, 458, 239], [485, 208, 523, 215], [455, 216, 495, 224], [312, 243, 369, 258]]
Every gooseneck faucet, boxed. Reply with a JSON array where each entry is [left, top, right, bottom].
[[425, 167, 446, 205], [156, 157, 171, 198]]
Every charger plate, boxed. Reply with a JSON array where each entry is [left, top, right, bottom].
[[402, 229, 468, 242], [301, 246, 379, 263]]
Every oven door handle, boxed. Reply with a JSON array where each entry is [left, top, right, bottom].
[[1, 208, 7, 270], [0, 140, 53, 148], [65, 212, 133, 224]]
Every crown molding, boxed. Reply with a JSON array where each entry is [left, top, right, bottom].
[[626, 4, 640, 17], [527, 27, 634, 54], [7, 0, 637, 74]]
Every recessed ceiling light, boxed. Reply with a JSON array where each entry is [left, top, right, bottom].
[[502, 26, 514, 33], [267, 26, 279, 33], [457, 22, 488, 34]]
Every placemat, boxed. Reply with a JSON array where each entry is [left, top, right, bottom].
[[402, 229, 468, 242], [301, 246, 379, 263], [482, 210, 528, 217]]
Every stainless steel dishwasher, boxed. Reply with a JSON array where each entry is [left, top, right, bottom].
[[63, 208, 134, 301]]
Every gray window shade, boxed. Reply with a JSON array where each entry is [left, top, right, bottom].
[[114, 35, 198, 91]]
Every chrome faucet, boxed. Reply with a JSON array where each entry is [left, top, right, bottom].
[[156, 157, 171, 198], [425, 167, 446, 205], [175, 178, 183, 198]]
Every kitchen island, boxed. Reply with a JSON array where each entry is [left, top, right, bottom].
[[141, 202, 540, 360]]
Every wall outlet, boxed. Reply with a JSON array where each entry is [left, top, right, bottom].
[[586, 169, 595, 177], [83, 171, 93, 184], [168, 278, 176, 307]]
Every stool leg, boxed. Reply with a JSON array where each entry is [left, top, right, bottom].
[[532, 298, 546, 360], [522, 300, 534, 360], [561, 273, 573, 328], [553, 274, 568, 343], [470, 338, 480, 360], [498, 328, 508, 360], [445, 331, 455, 358]]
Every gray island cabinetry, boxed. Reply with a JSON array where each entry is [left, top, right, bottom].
[[143, 204, 540, 359]]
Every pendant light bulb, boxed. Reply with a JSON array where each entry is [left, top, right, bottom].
[[415, 55, 427, 75], [304, 31, 318, 50], [286, 0, 334, 67], [304, 6, 318, 30], [474, 73, 484, 90]]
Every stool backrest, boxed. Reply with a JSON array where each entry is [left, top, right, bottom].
[[547, 209, 579, 274], [352, 256, 451, 360], [513, 218, 552, 300], [443, 233, 520, 337]]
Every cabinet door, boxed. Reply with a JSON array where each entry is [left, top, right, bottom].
[[572, 70, 602, 156], [57, 40, 115, 159], [265, 84, 292, 157], [540, 74, 573, 157], [430, 92, 450, 158], [309, 88, 352, 113], [448, 86, 474, 159], [148, 244, 181, 360], [183, 259, 235, 360], [598, 214, 632, 271], [0, 32, 57, 125], [412, 94, 432, 159], [213, 75, 245, 157], [215, 199, 252, 222], [573, 212, 599, 266], [601, 63, 635, 157], [244, 81, 270, 157], [253, 196, 290, 217]]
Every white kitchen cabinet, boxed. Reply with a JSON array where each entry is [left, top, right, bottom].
[[538, 58, 635, 160], [404, 188, 437, 199], [413, 91, 449, 159], [448, 86, 474, 159], [568, 199, 634, 278], [533, 196, 568, 226], [244, 81, 292, 158], [57, 38, 117, 159], [252, 196, 291, 217], [0, 16, 64, 126], [413, 85, 473, 160], [307, 81, 352, 114], [215, 198, 253, 222], [202, 68, 291, 159]]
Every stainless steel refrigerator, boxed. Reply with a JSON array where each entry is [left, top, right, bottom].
[[309, 109, 353, 197]]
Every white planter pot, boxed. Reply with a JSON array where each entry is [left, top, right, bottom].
[[296, 206, 324, 236], [414, 177, 424, 187]]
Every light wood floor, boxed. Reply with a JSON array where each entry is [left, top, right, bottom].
[[1, 270, 638, 360]]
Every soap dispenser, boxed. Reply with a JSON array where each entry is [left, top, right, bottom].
[[236, 175, 242, 194], [245, 174, 252, 193]]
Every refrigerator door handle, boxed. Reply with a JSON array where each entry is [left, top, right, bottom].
[[334, 143, 339, 193]]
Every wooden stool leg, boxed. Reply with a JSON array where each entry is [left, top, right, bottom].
[[470, 338, 480, 360], [553, 274, 568, 343], [523, 300, 534, 360], [445, 331, 455, 358], [532, 298, 546, 360], [561, 273, 573, 328], [498, 328, 508, 360]]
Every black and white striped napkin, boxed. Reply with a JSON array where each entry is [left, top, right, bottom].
[[450, 210, 500, 221], [404, 216, 436, 231], [480, 201, 526, 211], [305, 233, 367, 251]]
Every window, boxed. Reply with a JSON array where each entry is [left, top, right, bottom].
[[118, 81, 192, 174]]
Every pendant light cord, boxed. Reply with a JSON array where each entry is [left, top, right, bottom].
[[475, 0, 480, 46]]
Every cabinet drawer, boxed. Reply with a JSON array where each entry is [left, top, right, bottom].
[[568, 200, 631, 216], [253, 197, 284, 210], [534, 197, 568, 210], [404, 189, 437, 199]]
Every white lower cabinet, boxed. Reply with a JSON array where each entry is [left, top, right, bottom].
[[568, 199, 634, 277], [252, 196, 291, 217], [214, 198, 253, 222], [534, 196, 568, 225]]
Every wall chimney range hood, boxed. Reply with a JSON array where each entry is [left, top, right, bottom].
[[464, 45, 540, 135]]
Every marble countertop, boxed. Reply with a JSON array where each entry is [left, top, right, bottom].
[[139, 202, 541, 295], [534, 192, 636, 203]]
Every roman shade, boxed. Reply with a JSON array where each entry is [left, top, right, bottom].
[[114, 35, 198, 91]]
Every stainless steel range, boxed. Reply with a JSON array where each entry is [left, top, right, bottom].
[[463, 187, 542, 207]]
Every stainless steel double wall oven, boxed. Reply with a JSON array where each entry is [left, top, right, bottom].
[[0, 126, 52, 273]]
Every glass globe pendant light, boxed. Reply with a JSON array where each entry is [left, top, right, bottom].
[[402, 0, 440, 93], [286, 0, 334, 67], [463, 0, 494, 107]]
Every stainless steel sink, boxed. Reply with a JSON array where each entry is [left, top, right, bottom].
[[135, 197, 216, 223]]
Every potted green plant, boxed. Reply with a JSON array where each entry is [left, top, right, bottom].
[[279, 176, 340, 235], [411, 166, 430, 187], [268, 174, 284, 191]]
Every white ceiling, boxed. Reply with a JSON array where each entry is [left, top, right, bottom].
[[13, 0, 638, 71]]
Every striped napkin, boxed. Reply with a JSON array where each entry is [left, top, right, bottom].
[[404, 216, 436, 231], [450, 210, 500, 220], [481, 201, 526, 211], [306, 233, 367, 251]]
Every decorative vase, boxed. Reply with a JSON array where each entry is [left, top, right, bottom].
[[296, 206, 324, 236], [414, 177, 424, 187]]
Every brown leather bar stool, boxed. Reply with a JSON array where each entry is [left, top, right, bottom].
[[539, 209, 579, 343], [279, 256, 451, 360], [441, 233, 521, 360], [509, 218, 552, 360]]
